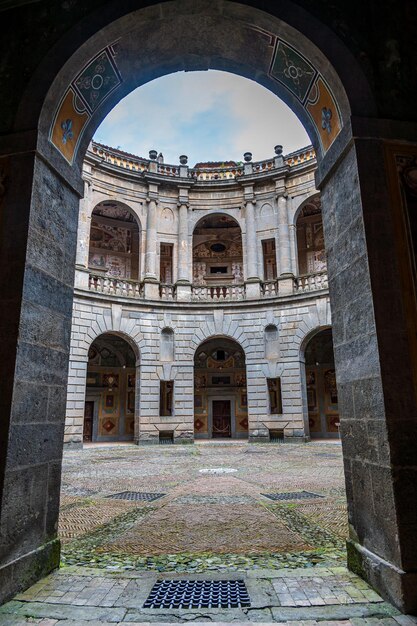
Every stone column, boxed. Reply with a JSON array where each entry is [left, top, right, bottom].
[[75, 178, 91, 268], [144, 189, 159, 299], [144, 198, 158, 279], [0, 150, 81, 603], [277, 189, 294, 295], [74, 177, 91, 290], [176, 186, 192, 301], [277, 193, 292, 275], [64, 358, 88, 448], [244, 189, 260, 298], [177, 202, 189, 282], [245, 199, 258, 280], [318, 131, 417, 614]]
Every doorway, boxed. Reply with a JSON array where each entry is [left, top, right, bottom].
[[194, 337, 248, 439], [304, 329, 339, 438], [212, 400, 231, 438]]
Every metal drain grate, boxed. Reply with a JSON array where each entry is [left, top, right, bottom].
[[143, 579, 251, 609], [106, 491, 165, 502], [262, 490, 324, 501]]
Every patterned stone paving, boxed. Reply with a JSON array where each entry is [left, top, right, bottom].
[[56, 442, 348, 567], [2, 442, 417, 624], [1, 566, 416, 624], [272, 569, 384, 606]]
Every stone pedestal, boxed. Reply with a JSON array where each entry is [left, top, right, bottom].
[[245, 280, 261, 299], [176, 282, 191, 301], [74, 266, 90, 290], [278, 276, 294, 295], [144, 279, 160, 300]]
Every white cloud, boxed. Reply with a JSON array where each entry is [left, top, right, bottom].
[[95, 70, 311, 164]]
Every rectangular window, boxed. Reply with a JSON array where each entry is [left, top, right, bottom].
[[262, 239, 277, 280], [160, 380, 174, 416], [160, 243, 173, 284], [212, 376, 231, 385], [209, 266, 228, 274], [267, 377, 282, 414]]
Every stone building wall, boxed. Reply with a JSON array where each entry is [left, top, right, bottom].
[[65, 143, 332, 446], [65, 293, 332, 446]]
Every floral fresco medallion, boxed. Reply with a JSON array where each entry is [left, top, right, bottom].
[[268, 38, 342, 153], [306, 77, 341, 152], [50, 44, 122, 164], [73, 49, 122, 113], [270, 40, 317, 103]]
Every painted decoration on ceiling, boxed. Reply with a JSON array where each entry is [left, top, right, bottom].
[[50, 30, 342, 164], [269, 39, 342, 153], [50, 43, 122, 164], [306, 78, 341, 152], [270, 40, 316, 103], [50, 88, 89, 164]]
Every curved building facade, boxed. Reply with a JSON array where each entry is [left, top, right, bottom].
[[65, 142, 337, 446]]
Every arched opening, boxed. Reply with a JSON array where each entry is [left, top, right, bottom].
[[2, 0, 416, 613], [303, 328, 339, 439], [88, 201, 140, 280], [296, 196, 326, 276], [192, 214, 243, 289], [84, 333, 137, 443], [194, 337, 247, 439]]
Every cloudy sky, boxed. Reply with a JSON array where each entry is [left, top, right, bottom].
[[95, 70, 311, 165]]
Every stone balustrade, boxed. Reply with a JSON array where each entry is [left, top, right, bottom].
[[88, 273, 145, 298], [84, 271, 328, 302], [159, 283, 177, 299], [90, 142, 315, 180], [285, 147, 316, 166], [260, 279, 279, 297], [293, 271, 328, 293], [191, 284, 246, 301], [189, 166, 244, 181], [252, 159, 275, 173]]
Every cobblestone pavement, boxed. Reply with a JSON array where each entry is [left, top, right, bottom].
[[2, 441, 417, 624]]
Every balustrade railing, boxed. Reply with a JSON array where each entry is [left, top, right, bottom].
[[189, 166, 243, 181], [88, 274, 144, 298], [160, 283, 176, 299], [191, 284, 245, 301], [260, 279, 279, 297], [86, 272, 328, 301], [90, 142, 315, 180], [293, 271, 328, 293]]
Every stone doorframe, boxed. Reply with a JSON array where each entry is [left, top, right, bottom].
[[1, 0, 417, 614], [208, 395, 237, 439], [84, 394, 100, 443]]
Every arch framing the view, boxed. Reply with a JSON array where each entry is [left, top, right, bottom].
[[2, 0, 417, 615]]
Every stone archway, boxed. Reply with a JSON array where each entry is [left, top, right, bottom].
[[194, 337, 248, 439], [87, 201, 141, 280], [302, 327, 339, 439], [1, 0, 417, 613], [83, 333, 137, 443], [192, 214, 244, 291]]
